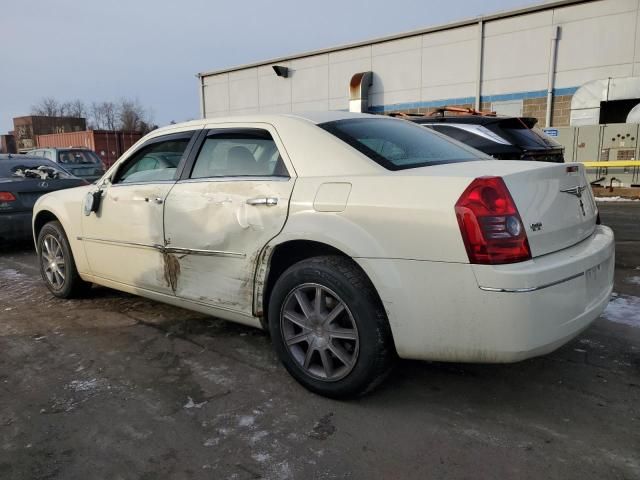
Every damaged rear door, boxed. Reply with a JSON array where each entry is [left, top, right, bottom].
[[162, 125, 295, 318], [81, 130, 199, 293]]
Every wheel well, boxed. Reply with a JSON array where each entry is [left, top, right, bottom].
[[33, 211, 59, 245], [262, 240, 378, 327]]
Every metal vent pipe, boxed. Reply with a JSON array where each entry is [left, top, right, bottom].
[[349, 72, 373, 113]]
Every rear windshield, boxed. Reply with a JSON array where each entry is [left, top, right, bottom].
[[0, 160, 73, 180], [57, 149, 101, 165], [319, 118, 487, 170], [485, 119, 562, 149]]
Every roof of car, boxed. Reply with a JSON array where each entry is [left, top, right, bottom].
[[30, 147, 92, 151], [150, 111, 384, 135], [413, 115, 537, 126]]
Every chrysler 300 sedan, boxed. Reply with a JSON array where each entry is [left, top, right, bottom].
[[32, 112, 614, 397]]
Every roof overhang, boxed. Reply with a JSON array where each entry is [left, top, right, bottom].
[[197, 0, 594, 79]]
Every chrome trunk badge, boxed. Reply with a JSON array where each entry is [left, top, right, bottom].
[[561, 185, 588, 216], [560, 185, 587, 198]]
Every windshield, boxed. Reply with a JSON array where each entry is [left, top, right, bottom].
[[0, 160, 73, 180], [57, 149, 101, 165], [319, 118, 487, 170]]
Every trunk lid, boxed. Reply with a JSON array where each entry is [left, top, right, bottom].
[[406, 160, 598, 259], [503, 163, 597, 257]]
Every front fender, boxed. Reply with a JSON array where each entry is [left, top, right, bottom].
[[33, 186, 92, 275]]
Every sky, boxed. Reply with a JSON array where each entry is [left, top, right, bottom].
[[1, 0, 546, 133]]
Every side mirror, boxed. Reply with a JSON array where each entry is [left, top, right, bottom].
[[83, 189, 103, 216]]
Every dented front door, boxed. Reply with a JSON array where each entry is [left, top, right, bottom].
[[81, 182, 175, 293], [162, 126, 295, 316], [80, 130, 197, 293]]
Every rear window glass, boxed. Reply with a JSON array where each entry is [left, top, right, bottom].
[[319, 118, 486, 170], [0, 160, 72, 180], [57, 149, 101, 165], [485, 119, 562, 149]]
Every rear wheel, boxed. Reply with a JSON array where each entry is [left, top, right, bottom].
[[37, 221, 91, 298], [268, 255, 395, 398]]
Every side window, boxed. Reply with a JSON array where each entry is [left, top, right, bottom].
[[44, 151, 54, 160], [190, 130, 289, 179], [114, 133, 192, 184]]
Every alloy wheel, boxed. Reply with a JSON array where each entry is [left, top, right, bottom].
[[41, 234, 66, 290], [280, 283, 359, 381]]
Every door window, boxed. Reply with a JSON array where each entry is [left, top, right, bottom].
[[114, 133, 192, 184], [190, 130, 288, 179]]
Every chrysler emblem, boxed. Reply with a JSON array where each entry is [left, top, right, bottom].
[[561, 185, 588, 216], [38, 181, 49, 188], [560, 185, 586, 198]]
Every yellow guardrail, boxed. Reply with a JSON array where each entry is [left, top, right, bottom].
[[579, 161, 640, 168]]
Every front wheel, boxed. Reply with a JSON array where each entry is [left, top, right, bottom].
[[268, 255, 395, 398], [37, 221, 91, 298]]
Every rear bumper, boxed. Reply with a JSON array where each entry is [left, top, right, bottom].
[[0, 212, 32, 241], [356, 225, 615, 363]]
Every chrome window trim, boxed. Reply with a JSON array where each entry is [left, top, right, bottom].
[[478, 272, 585, 293], [178, 175, 291, 184], [109, 180, 178, 188]]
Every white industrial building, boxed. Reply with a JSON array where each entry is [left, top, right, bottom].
[[197, 0, 640, 132]]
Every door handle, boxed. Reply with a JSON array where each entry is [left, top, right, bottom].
[[246, 197, 278, 206], [144, 197, 164, 204]]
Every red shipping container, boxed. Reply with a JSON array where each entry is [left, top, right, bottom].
[[36, 130, 143, 167]]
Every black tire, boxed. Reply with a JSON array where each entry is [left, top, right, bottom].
[[268, 255, 395, 398], [37, 221, 91, 298]]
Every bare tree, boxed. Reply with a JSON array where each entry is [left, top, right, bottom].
[[31, 96, 153, 132], [63, 99, 87, 118], [118, 98, 146, 132], [89, 101, 118, 130], [31, 97, 62, 116], [32, 97, 88, 118]]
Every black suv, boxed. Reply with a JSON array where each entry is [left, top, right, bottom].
[[401, 108, 565, 163]]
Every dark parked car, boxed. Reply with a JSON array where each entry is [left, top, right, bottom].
[[405, 108, 565, 162], [0, 155, 87, 242], [29, 147, 106, 181]]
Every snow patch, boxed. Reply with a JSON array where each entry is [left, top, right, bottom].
[[203, 437, 219, 447], [625, 276, 640, 286], [250, 430, 269, 445], [184, 396, 207, 409], [595, 196, 639, 202], [252, 452, 270, 463], [238, 415, 255, 427], [602, 295, 640, 327], [0, 268, 26, 280], [67, 379, 99, 392]]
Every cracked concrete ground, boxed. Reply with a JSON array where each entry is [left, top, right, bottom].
[[0, 203, 639, 479]]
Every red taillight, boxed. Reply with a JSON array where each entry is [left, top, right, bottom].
[[455, 176, 531, 265], [0, 192, 16, 202]]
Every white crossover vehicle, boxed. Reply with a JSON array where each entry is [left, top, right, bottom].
[[33, 112, 614, 397]]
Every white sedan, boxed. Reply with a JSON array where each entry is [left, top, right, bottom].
[[32, 112, 614, 397]]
